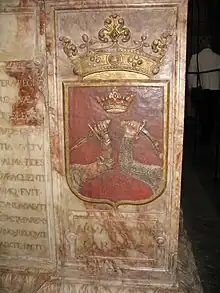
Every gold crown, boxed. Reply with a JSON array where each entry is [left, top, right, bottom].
[[96, 87, 134, 113], [60, 14, 172, 78]]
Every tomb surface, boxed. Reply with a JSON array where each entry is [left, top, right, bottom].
[[0, 1, 202, 292]]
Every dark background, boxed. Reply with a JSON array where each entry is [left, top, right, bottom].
[[187, 0, 220, 60], [182, 1, 220, 291]]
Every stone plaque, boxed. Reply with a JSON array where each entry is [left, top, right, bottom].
[[0, 1, 202, 293], [0, 60, 55, 269]]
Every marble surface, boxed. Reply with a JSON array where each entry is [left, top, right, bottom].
[[0, 0, 191, 292]]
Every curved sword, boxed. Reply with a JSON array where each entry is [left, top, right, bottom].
[[70, 120, 161, 157], [70, 131, 94, 152]]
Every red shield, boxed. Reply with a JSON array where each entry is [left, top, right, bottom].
[[63, 80, 169, 207]]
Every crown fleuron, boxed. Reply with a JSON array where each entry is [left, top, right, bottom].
[[96, 88, 134, 113], [59, 14, 172, 78]]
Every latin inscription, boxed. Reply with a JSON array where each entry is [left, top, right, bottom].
[[0, 214, 47, 224], [0, 127, 42, 136], [0, 79, 34, 87], [0, 69, 49, 257], [0, 142, 43, 151], [0, 158, 44, 166], [0, 201, 46, 211], [0, 172, 45, 182], [0, 242, 46, 251], [0, 96, 11, 103], [0, 228, 46, 239], [0, 187, 41, 197], [0, 66, 51, 262], [0, 111, 34, 120]]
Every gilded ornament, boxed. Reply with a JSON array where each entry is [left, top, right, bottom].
[[60, 14, 172, 78]]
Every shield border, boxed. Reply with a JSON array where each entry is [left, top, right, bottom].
[[63, 80, 169, 207]]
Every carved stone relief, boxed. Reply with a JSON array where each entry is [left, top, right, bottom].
[[0, 1, 200, 293]]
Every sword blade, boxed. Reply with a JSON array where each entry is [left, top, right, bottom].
[[70, 125, 160, 156], [141, 127, 151, 138], [140, 128, 160, 156], [70, 131, 94, 152]]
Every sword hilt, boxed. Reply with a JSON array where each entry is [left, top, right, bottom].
[[88, 124, 102, 142], [70, 120, 111, 152]]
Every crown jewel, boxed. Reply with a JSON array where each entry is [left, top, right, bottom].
[[96, 88, 134, 113], [60, 14, 172, 78]]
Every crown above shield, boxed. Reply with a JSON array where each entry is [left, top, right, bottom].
[[60, 14, 172, 78]]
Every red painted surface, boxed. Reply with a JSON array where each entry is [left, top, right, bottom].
[[67, 85, 164, 201]]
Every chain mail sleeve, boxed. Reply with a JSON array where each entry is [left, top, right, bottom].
[[119, 137, 162, 194]]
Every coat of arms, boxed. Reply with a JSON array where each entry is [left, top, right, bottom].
[[61, 14, 171, 207]]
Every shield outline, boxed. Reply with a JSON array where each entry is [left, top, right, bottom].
[[63, 80, 169, 207]]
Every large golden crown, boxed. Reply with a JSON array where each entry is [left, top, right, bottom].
[[96, 87, 134, 113], [60, 14, 172, 78]]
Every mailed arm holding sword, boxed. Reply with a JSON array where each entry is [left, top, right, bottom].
[[69, 120, 114, 190], [71, 119, 161, 159], [119, 120, 163, 194], [70, 120, 113, 165], [70, 120, 111, 152], [68, 119, 162, 193], [121, 120, 162, 158]]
